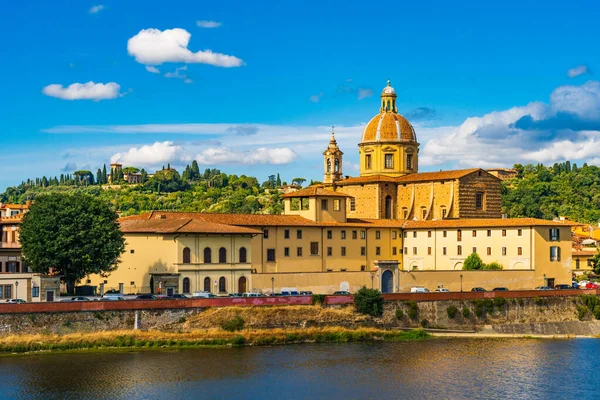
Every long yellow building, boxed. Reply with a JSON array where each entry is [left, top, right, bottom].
[[89, 80, 575, 295]]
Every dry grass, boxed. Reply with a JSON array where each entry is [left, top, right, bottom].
[[185, 305, 363, 329], [0, 326, 430, 354]]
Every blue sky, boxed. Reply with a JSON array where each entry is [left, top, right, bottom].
[[1, 0, 599, 190]]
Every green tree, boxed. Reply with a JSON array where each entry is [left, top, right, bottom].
[[19, 193, 125, 294], [463, 253, 484, 270], [276, 173, 282, 187], [353, 286, 384, 317], [591, 250, 600, 274], [101, 164, 108, 184], [122, 167, 140, 175], [483, 261, 503, 270], [292, 177, 306, 186]]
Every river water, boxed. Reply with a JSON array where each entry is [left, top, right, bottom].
[[0, 338, 596, 399]]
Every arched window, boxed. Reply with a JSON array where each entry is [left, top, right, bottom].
[[183, 247, 191, 263], [204, 277, 211, 292], [219, 247, 227, 263], [238, 276, 247, 293], [239, 247, 247, 263], [326, 159, 331, 172], [204, 247, 212, 263], [334, 158, 339, 172], [182, 277, 190, 294], [219, 277, 226, 293], [457, 245, 462, 256]]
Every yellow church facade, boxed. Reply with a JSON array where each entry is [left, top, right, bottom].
[[88, 80, 575, 295]]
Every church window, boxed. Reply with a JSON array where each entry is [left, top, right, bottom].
[[326, 159, 331, 173], [335, 158, 340, 172], [321, 199, 328, 211], [365, 155, 372, 170], [385, 154, 394, 169], [406, 154, 413, 170], [350, 198, 356, 211], [475, 192, 485, 210], [441, 207, 447, 219], [422, 209, 427, 220], [403, 209, 408, 219], [333, 199, 341, 211]]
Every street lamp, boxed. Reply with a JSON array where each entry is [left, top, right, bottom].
[[460, 274, 463, 293], [15, 281, 19, 300], [271, 276, 275, 294]]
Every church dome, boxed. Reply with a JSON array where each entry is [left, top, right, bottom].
[[361, 80, 417, 143], [361, 112, 416, 143]]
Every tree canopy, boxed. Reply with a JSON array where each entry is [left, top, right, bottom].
[[19, 192, 125, 293]]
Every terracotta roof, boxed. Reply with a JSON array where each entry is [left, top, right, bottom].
[[119, 217, 260, 234], [395, 168, 487, 183], [0, 203, 29, 210], [281, 186, 353, 198], [335, 175, 398, 185], [402, 218, 579, 229]]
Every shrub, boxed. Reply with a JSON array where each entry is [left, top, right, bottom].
[[221, 315, 245, 332], [483, 262, 503, 270], [446, 305, 458, 319], [518, 298, 524, 307], [405, 300, 419, 320], [354, 286, 384, 317], [577, 305, 589, 321], [484, 299, 494, 314], [311, 294, 326, 306], [462, 253, 484, 270], [581, 295, 599, 310], [395, 308, 404, 320], [493, 297, 506, 308], [593, 306, 600, 320], [462, 308, 471, 318], [178, 317, 187, 324], [231, 335, 246, 346], [420, 319, 430, 328]]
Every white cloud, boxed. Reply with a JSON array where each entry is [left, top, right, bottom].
[[184, 78, 194, 84], [127, 28, 243, 67], [145, 65, 160, 74], [309, 93, 323, 103], [42, 81, 122, 101], [89, 5, 104, 14], [197, 20, 222, 28], [567, 65, 590, 78], [357, 88, 374, 100], [110, 141, 188, 166], [195, 147, 297, 165]]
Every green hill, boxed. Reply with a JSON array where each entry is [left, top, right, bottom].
[[3, 161, 600, 223]]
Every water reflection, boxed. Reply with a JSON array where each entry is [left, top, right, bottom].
[[0, 339, 596, 399]]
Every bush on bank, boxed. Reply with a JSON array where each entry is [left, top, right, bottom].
[[353, 287, 384, 317]]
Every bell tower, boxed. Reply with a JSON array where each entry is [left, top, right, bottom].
[[323, 128, 343, 184]]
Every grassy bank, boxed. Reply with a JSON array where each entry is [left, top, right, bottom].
[[0, 327, 430, 355]]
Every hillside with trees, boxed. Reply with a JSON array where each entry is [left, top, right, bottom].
[[0, 162, 289, 216], [502, 161, 600, 223], [4, 160, 600, 223]]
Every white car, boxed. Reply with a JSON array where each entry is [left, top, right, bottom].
[[101, 295, 125, 301], [5, 299, 26, 304], [410, 287, 430, 293], [435, 288, 450, 292]]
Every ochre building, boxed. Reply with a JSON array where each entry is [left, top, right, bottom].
[[88, 80, 574, 295]]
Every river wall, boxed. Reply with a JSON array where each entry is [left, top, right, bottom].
[[0, 293, 598, 336]]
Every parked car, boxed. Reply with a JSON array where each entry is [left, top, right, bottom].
[[300, 291, 313, 295], [192, 291, 216, 298], [5, 299, 26, 304], [410, 287, 430, 293], [229, 293, 243, 298], [535, 286, 552, 290], [554, 284, 573, 290], [243, 292, 265, 297], [61, 296, 90, 302], [492, 287, 509, 292], [585, 282, 599, 289], [471, 287, 486, 292], [166, 294, 188, 299], [435, 288, 450, 292], [101, 295, 125, 301], [333, 291, 351, 295], [136, 294, 157, 300]]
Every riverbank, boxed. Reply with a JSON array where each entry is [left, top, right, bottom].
[[0, 327, 431, 355]]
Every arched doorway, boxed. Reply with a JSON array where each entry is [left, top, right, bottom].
[[385, 195, 392, 219], [381, 270, 394, 294], [238, 276, 247, 293], [182, 277, 190, 294], [204, 277, 211, 292]]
